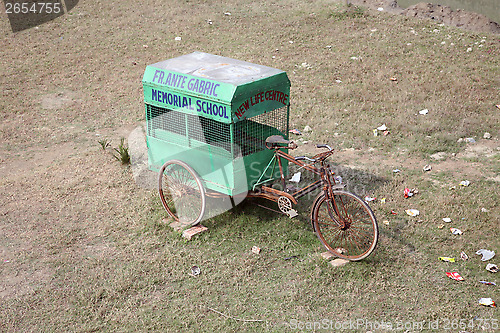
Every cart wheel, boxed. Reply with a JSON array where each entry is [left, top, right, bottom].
[[158, 160, 206, 227], [311, 190, 378, 261]]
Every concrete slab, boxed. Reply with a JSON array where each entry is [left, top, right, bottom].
[[182, 225, 208, 240], [321, 251, 335, 260], [128, 124, 157, 189], [329, 258, 350, 267]]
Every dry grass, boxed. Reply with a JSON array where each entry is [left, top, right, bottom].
[[0, 0, 499, 332]]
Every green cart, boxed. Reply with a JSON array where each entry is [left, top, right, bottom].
[[143, 52, 290, 220], [143, 52, 378, 261]]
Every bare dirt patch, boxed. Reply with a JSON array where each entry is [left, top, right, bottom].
[[351, 0, 500, 33]]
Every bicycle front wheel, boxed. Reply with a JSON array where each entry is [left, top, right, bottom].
[[311, 190, 378, 261], [158, 160, 206, 227]]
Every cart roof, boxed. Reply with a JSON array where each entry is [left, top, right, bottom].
[[143, 52, 289, 102], [150, 52, 284, 85]]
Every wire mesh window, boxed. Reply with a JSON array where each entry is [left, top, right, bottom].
[[234, 106, 288, 156], [187, 114, 232, 157], [146, 104, 186, 144], [146, 104, 288, 158]]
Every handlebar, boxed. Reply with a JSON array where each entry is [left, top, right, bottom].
[[316, 144, 332, 150], [294, 143, 333, 163], [295, 156, 317, 162]]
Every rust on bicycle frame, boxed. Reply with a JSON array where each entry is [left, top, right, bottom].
[[247, 185, 297, 204], [248, 146, 338, 204]]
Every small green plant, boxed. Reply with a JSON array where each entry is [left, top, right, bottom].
[[98, 138, 111, 150], [113, 138, 130, 165]]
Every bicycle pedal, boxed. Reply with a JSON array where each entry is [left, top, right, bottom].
[[286, 209, 298, 218]]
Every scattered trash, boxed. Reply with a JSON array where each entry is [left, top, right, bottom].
[[483, 132, 492, 139], [383, 130, 390, 136], [460, 251, 469, 260], [380, 198, 386, 204], [335, 79, 342, 83], [449, 185, 456, 190], [377, 7, 384, 11], [224, 12, 231, 16], [450, 228, 462, 235], [350, 56, 359, 60], [207, 19, 213, 25], [446, 272, 464, 281], [390, 77, 397, 81], [189, 265, 201, 277], [476, 249, 495, 261], [442, 217, 452, 223], [479, 281, 496, 286], [290, 172, 301, 183], [459, 180, 470, 187], [486, 264, 499, 273], [423, 165, 432, 172], [377, 124, 388, 131], [334, 176, 343, 184], [439, 257, 456, 262], [143, 44, 148, 48], [437, 224, 445, 229], [404, 188, 417, 198], [481, 208, 489, 213], [391, 210, 397, 215], [303, 125, 312, 132], [289, 129, 302, 135], [392, 169, 401, 173], [405, 209, 419, 217], [364, 196, 376, 202], [478, 298, 496, 307], [174, 37, 182, 41], [251, 246, 261, 254], [373, 129, 378, 137], [496, 105, 500, 110], [464, 137, 476, 143], [383, 220, 389, 225], [419, 109, 429, 115]]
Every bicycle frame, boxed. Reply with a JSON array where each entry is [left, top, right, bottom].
[[248, 144, 352, 231], [250, 146, 338, 202]]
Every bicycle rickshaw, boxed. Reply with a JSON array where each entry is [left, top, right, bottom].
[[142, 52, 378, 261]]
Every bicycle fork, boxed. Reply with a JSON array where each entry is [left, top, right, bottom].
[[322, 165, 350, 230]]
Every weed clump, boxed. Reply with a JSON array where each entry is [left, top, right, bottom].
[[98, 137, 130, 165], [113, 138, 130, 165]]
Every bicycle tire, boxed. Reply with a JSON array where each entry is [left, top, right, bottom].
[[311, 190, 378, 261], [158, 160, 206, 227]]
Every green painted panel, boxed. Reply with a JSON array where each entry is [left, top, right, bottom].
[[142, 66, 235, 104], [144, 85, 232, 123]]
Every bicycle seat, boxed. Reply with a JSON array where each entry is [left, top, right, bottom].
[[265, 135, 290, 148]]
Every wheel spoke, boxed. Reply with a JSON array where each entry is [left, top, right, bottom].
[[313, 191, 378, 261], [158, 160, 206, 226]]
